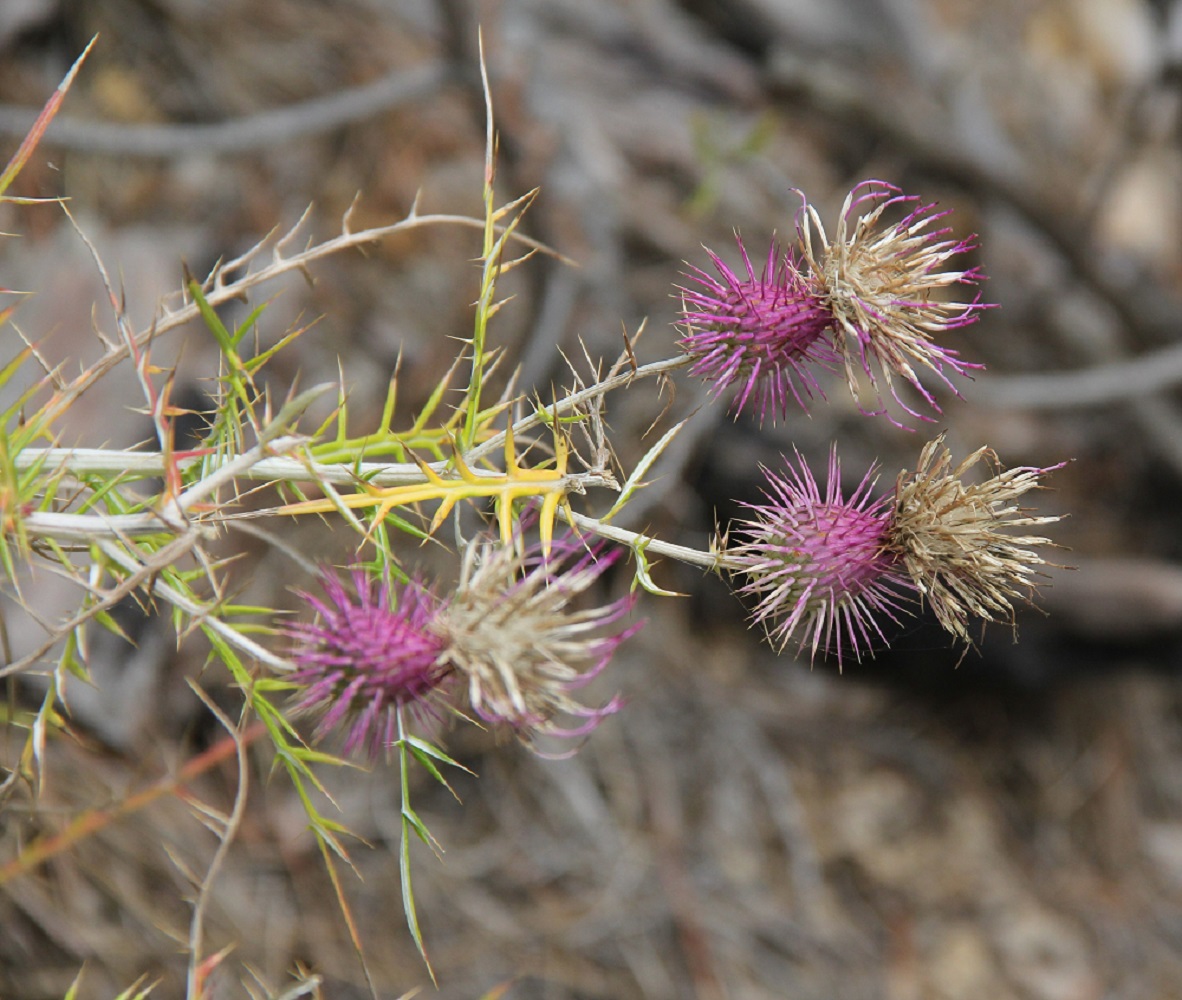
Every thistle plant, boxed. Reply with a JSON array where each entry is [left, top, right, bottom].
[[727, 449, 912, 666], [681, 181, 986, 426], [0, 37, 1067, 996]]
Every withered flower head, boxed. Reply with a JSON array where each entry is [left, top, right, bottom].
[[727, 448, 913, 667], [678, 235, 839, 423], [888, 435, 1063, 642], [286, 569, 450, 759], [798, 181, 986, 424], [433, 532, 639, 753]]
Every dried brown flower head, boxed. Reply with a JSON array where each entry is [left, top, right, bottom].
[[798, 182, 985, 424], [888, 436, 1063, 642], [433, 532, 638, 753]]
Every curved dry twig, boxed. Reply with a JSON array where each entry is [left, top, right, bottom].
[[0, 62, 452, 158], [977, 339, 1182, 410], [39, 204, 568, 431], [185, 681, 250, 1000]]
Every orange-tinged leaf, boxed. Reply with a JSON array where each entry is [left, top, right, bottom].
[[0, 36, 96, 198]]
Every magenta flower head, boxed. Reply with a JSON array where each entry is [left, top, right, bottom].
[[727, 448, 914, 667], [286, 569, 449, 759], [797, 181, 987, 424], [678, 235, 839, 423], [433, 531, 641, 755]]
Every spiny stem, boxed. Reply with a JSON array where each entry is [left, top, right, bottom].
[[466, 354, 693, 465], [461, 36, 500, 453]]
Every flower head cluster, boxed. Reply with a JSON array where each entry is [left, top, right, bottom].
[[726, 438, 1061, 663], [285, 570, 449, 759], [286, 534, 639, 759], [680, 181, 986, 426], [433, 532, 640, 755]]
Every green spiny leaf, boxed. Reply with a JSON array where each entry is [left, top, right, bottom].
[[632, 539, 686, 598], [601, 417, 687, 524]]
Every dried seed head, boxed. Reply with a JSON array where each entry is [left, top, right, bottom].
[[678, 235, 838, 423], [286, 570, 450, 760], [434, 532, 639, 753], [798, 181, 986, 424], [889, 435, 1063, 642], [727, 449, 914, 667]]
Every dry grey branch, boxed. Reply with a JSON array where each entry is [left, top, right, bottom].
[[0, 63, 452, 158]]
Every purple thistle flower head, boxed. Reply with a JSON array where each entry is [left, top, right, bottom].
[[286, 569, 450, 760], [727, 448, 914, 667], [434, 531, 641, 756], [678, 235, 839, 424], [797, 181, 988, 426]]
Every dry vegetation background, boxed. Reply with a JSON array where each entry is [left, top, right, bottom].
[[3, 0, 1182, 997]]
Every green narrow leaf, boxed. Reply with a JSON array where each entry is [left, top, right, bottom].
[[61, 968, 84, 1000], [230, 301, 269, 349], [0, 344, 33, 390], [400, 813, 435, 983], [112, 978, 156, 1000], [405, 744, 449, 788], [401, 804, 439, 851], [94, 608, 133, 643], [404, 734, 472, 774], [632, 540, 686, 598], [601, 418, 687, 524], [396, 705, 437, 981], [188, 279, 237, 355], [245, 315, 309, 374], [58, 628, 90, 683]]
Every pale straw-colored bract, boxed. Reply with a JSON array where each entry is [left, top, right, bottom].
[[889, 435, 1063, 642], [434, 531, 639, 753], [797, 180, 986, 425]]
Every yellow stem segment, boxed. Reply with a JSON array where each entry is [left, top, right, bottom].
[[279, 427, 572, 551]]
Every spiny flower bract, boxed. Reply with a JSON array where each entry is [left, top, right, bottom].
[[433, 531, 640, 755], [889, 435, 1063, 642], [678, 235, 839, 423], [728, 448, 913, 666], [286, 569, 449, 759], [797, 180, 986, 425]]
